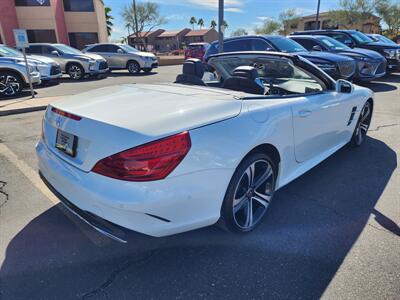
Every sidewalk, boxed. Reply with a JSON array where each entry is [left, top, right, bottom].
[[0, 95, 56, 116]]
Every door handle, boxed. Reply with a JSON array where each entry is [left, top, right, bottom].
[[298, 110, 312, 118]]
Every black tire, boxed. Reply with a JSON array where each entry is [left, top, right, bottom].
[[67, 63, 84, 80], [349, 101, 372, 147], [127, 61, 141, 74], [0, 71, 23, 98], [143, 68, 153, 73], [219, 152, 277, 233]]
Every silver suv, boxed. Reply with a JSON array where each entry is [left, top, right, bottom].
[[0, 57, 41, 97], [1, 44, 61, 83], [83, 43, 158, 74], [25, 43, 109, 80]]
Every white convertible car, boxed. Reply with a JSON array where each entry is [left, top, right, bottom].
[[36, 52, 373, 242]]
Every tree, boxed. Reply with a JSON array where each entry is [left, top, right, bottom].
[[328, 0, 376, 29], [121, 1, 167, 48], [222, 20, 229, 29], [279, 8, 300, 35], [198, 18, 204, 29], [189, 16, 197, 30], [375, 0, 400, 39], [105, 7, 114, 37], [254, 19, 280, 34], [210, 20, 217, 29], [231, 28, 248, 36]]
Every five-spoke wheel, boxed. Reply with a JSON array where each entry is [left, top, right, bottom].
[[350, 101, 372, 147]]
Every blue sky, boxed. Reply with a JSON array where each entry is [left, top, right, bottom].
[[104, 0, 341, 41]]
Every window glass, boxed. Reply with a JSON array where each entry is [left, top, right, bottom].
[[27, 30, 57, 43], [224, 39, 252, 52], [41, 45, 58, 55], [0, 45, 23, 57], [25, 45, 43, 54], [15, 0, 50, 6], [53, 44, 82, 55], [292, 38, 320, 51], [317, 36, 350, 50], [88, 45, 109, 52], [63, 0, 94, 12], [68, 32, 98, 50], [119, 44, 139, 53], [252, 39, 274, 51], [267, 36, 307, 53], [350, 31, 373, 44], [329, 33, 354, 45]]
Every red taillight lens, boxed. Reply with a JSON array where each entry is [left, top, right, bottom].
[[51, 107, 82, 121], [92, 132, 191, 181]]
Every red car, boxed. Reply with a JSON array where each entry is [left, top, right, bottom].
[[184, 43, 210, 61]]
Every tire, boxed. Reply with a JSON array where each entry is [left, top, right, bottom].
[[143, 68, 153, 73], [0, 71, 23, 97], [67, 63, 84, 80], [349, 101, 372, 147], [127, 61, 141, 75], [219, 152, 277, 233]]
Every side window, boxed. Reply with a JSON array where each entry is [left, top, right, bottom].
[[329, 33, 354, 45], [25, 45, 42, 54], [253, 39, 274, 51], [224, 39, 252, 52], [107, 45, 120, 53], [88, 45, 108, 52], [42, 46, 58, 55], [294, 38, 320, 50]]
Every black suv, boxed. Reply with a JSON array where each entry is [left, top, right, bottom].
[[204, 35, 357, 80], [291, 30, 400, 72], [289, 35, 387, 81]]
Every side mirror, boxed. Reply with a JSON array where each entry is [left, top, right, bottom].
[[312, 45, 322, 51], [336, 79, 353, 93], [117, 48, 124, 54], [51, 50, 60, 56]]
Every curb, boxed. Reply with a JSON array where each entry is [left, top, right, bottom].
[[0, 105, 47, 117]]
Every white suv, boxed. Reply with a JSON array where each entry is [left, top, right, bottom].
[[83, 43, 158, 74]]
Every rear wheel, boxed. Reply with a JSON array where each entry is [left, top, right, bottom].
[[0, 71, 23, 97], [219, 152, 277, 233], [349, 101, 372, 147], [127, 61, 140, 75], [67, 63, 84, 80]]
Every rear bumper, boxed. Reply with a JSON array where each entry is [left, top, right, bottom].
[[36, 139, 228, 238]]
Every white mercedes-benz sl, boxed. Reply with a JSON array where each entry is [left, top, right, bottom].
[[36, 52, 373, 242]]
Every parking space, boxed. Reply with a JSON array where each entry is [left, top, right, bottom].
[[0, 69, 399, 299]]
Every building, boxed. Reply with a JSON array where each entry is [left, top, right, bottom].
[[0, 0, 108, 49], [128, 28, 218, 52], [184, 28, 218, 44], [286, 12, 381, 34]]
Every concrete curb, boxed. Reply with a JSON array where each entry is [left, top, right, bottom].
[[0, 105, 47, 117]]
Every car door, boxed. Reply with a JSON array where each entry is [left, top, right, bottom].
[[41, 45, 65, 68], [86, 44, 110, 65], [107, 45, 126, 68]]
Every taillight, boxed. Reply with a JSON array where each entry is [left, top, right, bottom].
[[92, 132, 191, 181], [51, 107, 82, 121]]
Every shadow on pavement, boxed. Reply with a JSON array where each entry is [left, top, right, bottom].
[[106, 71, 158, 77], [0, 137, 397, 299], [358, 81, 397, 92]]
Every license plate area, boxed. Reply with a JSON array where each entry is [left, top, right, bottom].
[[55, 129, 77, 157]]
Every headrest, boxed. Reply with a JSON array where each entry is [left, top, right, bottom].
[[183, 59, 204, 78], [232, 66, 259, 80]]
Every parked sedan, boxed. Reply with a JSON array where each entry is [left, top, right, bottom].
[[204, 35, 357, 80], [82, 43, 158, 74], [37, 52, 373, 241], [24, 43, 109, 80], [0, 57, 41, 97], [0, 44, 61, 83], [289, 35, 386, 81]]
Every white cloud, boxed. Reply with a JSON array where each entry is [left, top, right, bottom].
[[225, 7, 244, 13]]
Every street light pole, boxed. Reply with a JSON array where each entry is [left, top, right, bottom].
[[315, 0, 321, 30], [218, 0, 224, 52]]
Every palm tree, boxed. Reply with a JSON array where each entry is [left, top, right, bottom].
[[210, 20, 217, 29], [105, 6, 114, 37], [125, 22, 131, 37], [198, 18, 204, 29], [189, 17, 197, 30]]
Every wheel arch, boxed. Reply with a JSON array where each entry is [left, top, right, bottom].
[[126, 59, 140, 68], [366, 97, 374, 113], [0, 68, 26, 84], [242, 143, 281, 173], [65, 61, 84, 72]]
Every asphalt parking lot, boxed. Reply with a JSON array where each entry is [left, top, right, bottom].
[[0, 67, 399, 299]]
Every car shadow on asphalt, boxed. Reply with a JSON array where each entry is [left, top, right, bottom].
[[0, 137, 397, 299], [106, 71, 158, 77]]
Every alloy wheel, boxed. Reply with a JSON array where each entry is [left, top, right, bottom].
[[232, 159, 275, 230], [355, 102, 371, 145], [128, 62, 140, 74], [69, 65, 83, 80], [0, 75, 20, 96]]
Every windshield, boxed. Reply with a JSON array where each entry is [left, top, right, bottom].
[[350, 31, 373, 44], [267, 37, 307, 53], [0, 45, 23, 57], [54, 44, 83, 55], [119, 44, 139, 53], [317, 36, 350, 50], [377, 35, 396, 45]]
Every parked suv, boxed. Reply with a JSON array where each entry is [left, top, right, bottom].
[[367, 34, 397, 45], [25, 43, 109, 80], [1, 44, 61, 83], [0, 57, 41, 97], [204, 35, 357, 80], [291, 30, 400, 72], [289, 35, 386, 81], [83, 43, 158, 74]]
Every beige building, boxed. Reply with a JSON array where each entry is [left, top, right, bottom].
[[0, 0, 108, 49], [184, 28, 219, 44], [286, 12, 381, 34]]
